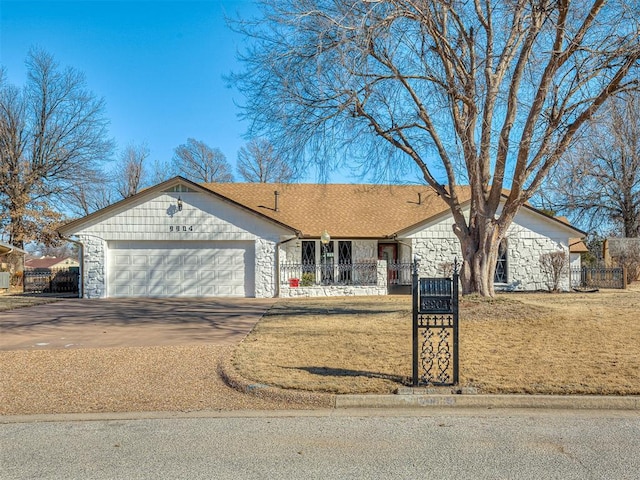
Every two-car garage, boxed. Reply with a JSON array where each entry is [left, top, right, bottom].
[[106, 241, 255, 298]]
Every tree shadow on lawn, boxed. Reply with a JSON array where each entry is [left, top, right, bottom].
[[267, 302, 410, 319], [289, 365, 407, 384]]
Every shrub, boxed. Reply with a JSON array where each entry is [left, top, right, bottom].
[[301, 272, 315, 286], [539, 251, 569, 293]]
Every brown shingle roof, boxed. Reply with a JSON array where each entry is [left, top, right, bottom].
[[569, 238, 589, 253], [201, 183, 470, 238], [25, 257, 77, 270]]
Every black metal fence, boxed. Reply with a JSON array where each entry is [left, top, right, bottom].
[[23, 268, 79, 294], [570, 267, 626, 289]]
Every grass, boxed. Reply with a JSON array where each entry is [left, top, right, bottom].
[[0, 294, 63, 312], [233, 286, 640, 395]]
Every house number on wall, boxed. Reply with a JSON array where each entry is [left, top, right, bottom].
[[169, 225, 194, 232]]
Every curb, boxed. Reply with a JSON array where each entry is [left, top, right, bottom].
[[218, 352, 639, 411], [336, 393, 640, 410], [217, 350, 335, 409]]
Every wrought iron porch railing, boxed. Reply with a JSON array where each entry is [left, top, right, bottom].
[[280, 262, 378, 286], [388, 262, 413, 285]]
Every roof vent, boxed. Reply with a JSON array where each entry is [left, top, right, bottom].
[[418, 192, 422, 205], [274, 190, 280, 212]]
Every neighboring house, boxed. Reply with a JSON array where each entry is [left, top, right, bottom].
[[0, 241, 26, 291], [569, 238, 589, 269], [58, 176, 585, 299], [603, 237, 640, 281], [24, 257, 80, 272]]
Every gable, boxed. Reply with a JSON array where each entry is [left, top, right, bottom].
[[59, 178, 295, 241], [398, 200, 584, 240]]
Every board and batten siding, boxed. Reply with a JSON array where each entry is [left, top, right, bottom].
[[70, 190, 292, 298], [402, 205, 575, 291]]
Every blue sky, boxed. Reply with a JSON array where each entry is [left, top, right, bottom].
[[0, 0, 270, 180]]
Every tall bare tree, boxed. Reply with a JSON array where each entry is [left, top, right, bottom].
[[0, 49, 113, 248], [114, 142, 150, 199], [67, 168, 115, 217], [232, 0, 640, 295], [237, 138, 295, 182], [173, 138, 234, 183], [544, 92, 640, 237]]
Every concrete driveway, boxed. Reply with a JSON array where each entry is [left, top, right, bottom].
[[0, 297, 276, 351]]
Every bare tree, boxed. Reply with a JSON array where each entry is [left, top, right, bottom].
[[114, 143, 149, 199], [544, 92, 640, 237], [148, 158, 177, 185], [0, 49, 113, 248], [237, 138, 295, 182], [68, 168, 115, 217], [232, 0, 640, 296], [173, 138, 234, 183], [539, 251, 569, 293]]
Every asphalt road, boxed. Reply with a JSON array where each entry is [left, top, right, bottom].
[[2, 408, 639, 479]]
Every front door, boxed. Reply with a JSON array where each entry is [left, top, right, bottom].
[[378, 243, 398, 284]]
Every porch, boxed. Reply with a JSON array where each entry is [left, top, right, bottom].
[[278, 260, 412, 297]]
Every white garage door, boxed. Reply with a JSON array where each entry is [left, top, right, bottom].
[[107, 241, 255, 297]]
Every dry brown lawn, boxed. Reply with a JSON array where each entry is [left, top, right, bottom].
[[233, 285, 640, 395], [0, 294, 63, 312]]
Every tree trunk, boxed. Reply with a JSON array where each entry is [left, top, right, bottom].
[[456, 220, 501, 297]]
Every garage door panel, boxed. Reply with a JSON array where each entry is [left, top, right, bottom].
[[183, 256, 199, 266], [199, 269, 216, 279], [131, 271, 147, 282], [108, 241, 254, 298], [147, 286, 164, 296], [131, 285, 150, 296], [132, 256, 147, 266], [113, 270, 131, 282], [164, 270, 182, 281], [112, 285, 131, 296], [113, 255, 132, 266]]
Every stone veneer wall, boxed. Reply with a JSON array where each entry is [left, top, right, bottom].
[[255, 238, 276, 298], [78, 234, 106, 298], [353, 240, 377, 262], [407, 210, 572, 291], [505, 226, 570, 291]]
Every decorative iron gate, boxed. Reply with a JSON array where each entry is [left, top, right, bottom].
[[412, 259, 460, 387], [23, 268, 79, 294]]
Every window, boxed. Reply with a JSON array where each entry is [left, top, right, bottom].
[[494, 239, 508, 283], [338, 241, 352, 282], [301, 241, 316, 275]]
